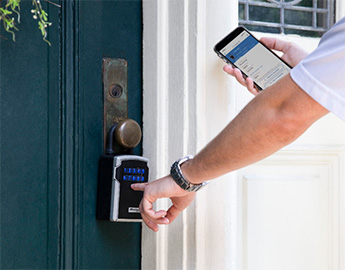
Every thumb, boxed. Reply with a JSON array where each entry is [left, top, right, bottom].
[[260, 37, 290, 53]]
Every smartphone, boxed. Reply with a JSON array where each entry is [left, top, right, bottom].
[[214, 27, 291, 90]]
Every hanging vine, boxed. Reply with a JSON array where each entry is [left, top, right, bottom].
[[0, 0, 60, 45]]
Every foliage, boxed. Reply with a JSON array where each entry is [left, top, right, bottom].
[[0, 0, 60, 45]]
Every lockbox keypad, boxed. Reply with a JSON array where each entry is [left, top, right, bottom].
[[122, 167, 146, 182]]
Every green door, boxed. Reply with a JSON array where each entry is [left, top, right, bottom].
[[1, 0, 143, 269]]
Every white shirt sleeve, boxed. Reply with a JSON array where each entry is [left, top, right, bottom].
[[290, 17, 345, 122]]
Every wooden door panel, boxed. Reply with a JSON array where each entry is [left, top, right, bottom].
[[78, 1, 142, 268], [1, 0, 143, 269], [0, 1, 60, 268]]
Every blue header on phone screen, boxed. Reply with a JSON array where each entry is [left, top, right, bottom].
[[225, 35, 258, 62]]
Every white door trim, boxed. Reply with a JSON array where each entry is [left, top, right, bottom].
[[142, 0, 238, 269]]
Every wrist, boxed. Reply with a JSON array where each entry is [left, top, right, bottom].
[[170, 155, 209, 192], [180, 159, 203, 185]]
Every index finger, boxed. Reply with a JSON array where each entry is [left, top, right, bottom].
[[131, 182, 148, 191]]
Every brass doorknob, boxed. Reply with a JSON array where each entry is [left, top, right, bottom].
[[114, 119, 142, 149]]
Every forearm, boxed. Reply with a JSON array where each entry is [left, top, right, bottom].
[[182, 74, 328, 184], [132, 74, 328, 232]]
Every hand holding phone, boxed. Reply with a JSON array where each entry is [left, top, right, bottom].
[[223, 64, 259, 95], [214, 27, 292, 91]]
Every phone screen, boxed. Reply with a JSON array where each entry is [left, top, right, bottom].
[[217, 29, 291, 90]]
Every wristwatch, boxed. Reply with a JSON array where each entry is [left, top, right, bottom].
[[170, 155, 209, 192]]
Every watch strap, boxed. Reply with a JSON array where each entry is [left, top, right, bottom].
[[170, 155, 209, 192]]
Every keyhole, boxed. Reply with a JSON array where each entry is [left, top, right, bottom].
[[109, 84, 123, 98]]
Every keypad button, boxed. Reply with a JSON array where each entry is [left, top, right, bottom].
[[120, 166, 147, 181]]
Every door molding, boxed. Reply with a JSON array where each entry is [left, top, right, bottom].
[[237, 146, 345, 270], [60, 0, 81, 268], [142, 0, 238, 269]]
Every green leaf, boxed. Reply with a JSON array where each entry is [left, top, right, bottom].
[[41, 10, 47, 21], [1, 0, 56, 44], [38, 21, 45, 35], [6, 0, 20, 11], [0, 8, 13, 15], [12, 0, 21, 10]]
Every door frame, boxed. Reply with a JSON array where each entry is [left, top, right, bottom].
[[142, 0, 238, 269]]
